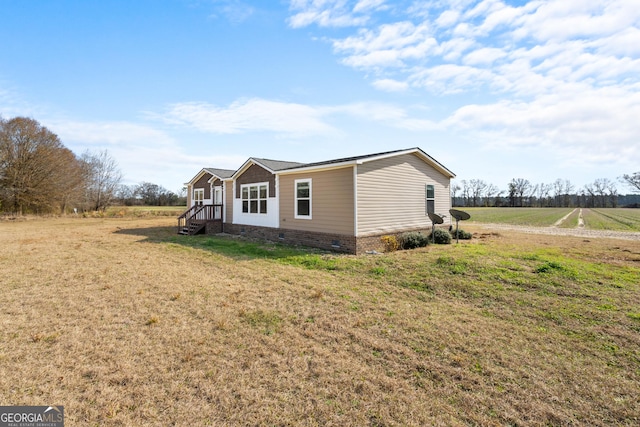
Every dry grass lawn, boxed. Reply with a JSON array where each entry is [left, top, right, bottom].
[[1, 217, 639, 426]]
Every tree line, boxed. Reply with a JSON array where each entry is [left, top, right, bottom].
[[452, 176, 640, 208], [114, 182, 185, 207], [0, 116, 184, 215], [0, 116, 124, 215]]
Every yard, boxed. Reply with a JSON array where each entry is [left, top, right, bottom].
[[1, 216, 639, 425]]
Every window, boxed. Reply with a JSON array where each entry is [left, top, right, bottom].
[[295, 179, 311, 219], [193, 188, 204, 206], [426, 184, 435, 214], [241, 183, 268, 214]]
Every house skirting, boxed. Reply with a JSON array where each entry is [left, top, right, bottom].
[[222, 223, 356, 253], [215, 223, 449, 254]]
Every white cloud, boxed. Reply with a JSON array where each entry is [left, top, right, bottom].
[[208, 0, 256, 24], [154, 99, 337, 137], [307, 0, 640, 98], [443, 86, 640, 166], [372, 78, 409, 91], [436, 10, 460, 28], [50, 120, 175, 147], [353, 0, 386, 13], [409, 64, 496, 93], [286, 0, 640, 176], [463, 46, 506, 65], [333, 21, 436, 68], [288, 0, 373, 28]]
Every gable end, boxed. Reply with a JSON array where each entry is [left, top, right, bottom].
[[235, 163, 276, 198]]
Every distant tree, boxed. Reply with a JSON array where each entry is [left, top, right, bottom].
[[451, 182, 461, 206], [460, 180, 470, 207], [607, 179, 619, 208], [116, 184, 137, 206], [508, 178, 531, 207], [134, 181, 178, 206], [483, 183, 502, 207], [177, 186, 187, 205], [535, 183, 552, 207], [81, 150, 122, 211], [583, 178, 618, 208], [468, 179, 487, 207], [621, 172, 640, 193], [0, 116, 84, 214]]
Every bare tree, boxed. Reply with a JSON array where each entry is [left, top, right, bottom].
[[0, 116, 84, 214], [563, 180, 575, 207], [483, 183, 501, 207], [621, 172, 640, 193], [451, 182, 461, 206], [81, 150, 122, 211], [469, 179, 487, 207], [460, 180, 470, 207], [606, 179, 619, 208], [535, 183, 552, 207], [508, 178, 531, 207]]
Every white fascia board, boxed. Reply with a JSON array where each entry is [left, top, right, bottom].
[[207, 175, 233, 184], [185, 168, 211, 186], [231, 158, 277, 180]]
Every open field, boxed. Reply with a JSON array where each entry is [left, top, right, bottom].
[[583, 209, 640, 231], [1, 217, 640, 426], [465, 207, 640, 232], [103, 205, 187, 217], [462, 207, 574, 227]]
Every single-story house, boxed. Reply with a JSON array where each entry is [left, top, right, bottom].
[[179, 147, 455, 254]]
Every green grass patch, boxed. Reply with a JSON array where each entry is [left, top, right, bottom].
[[464, 207, 574, 226], [240, 309, 283, 335], [583, 209, 640, 231]]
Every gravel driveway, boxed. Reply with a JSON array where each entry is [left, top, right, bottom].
[[471, 222, 640, 241]]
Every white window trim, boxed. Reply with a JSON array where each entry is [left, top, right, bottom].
[[425, 184, 435, 214], [295, 178, 312, 220], [193, 188, 204, 206], [240, 182, 269, 215]]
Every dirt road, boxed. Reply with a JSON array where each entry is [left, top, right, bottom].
[[472, 223, 640, 241]]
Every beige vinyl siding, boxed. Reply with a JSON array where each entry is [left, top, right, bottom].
[[279, 167, 354, 235], [225, 181, 233, 223], [357, 153, 451, 236]]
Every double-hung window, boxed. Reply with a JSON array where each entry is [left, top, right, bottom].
[[295, 179, 311, 219], [193, 188, 204, 206], [241, 183, 268, 214], [425, 184, 435, 214]]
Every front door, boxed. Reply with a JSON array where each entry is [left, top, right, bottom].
[[214, 186, 222, 219]]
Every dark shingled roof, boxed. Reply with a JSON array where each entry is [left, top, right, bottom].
[[251, 158, 306, 171], [203, 168, 236, 179], [279, 148, 416, 170]]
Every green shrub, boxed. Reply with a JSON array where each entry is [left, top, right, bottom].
[[400, 232, 429, 249], [450, 228, 472, 240], [430, 228, 451, 244]]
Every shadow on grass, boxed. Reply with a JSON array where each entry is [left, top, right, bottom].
[[114, 225, 345, 270]]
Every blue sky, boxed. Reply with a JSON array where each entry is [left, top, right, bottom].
[[1, 0, 639, 193]]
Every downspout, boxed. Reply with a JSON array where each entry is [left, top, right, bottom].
[[353, 165, 358, 237], [221, 181, 225, 233]]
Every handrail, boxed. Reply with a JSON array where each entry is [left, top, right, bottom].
[[177, 204, 223, 233]]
